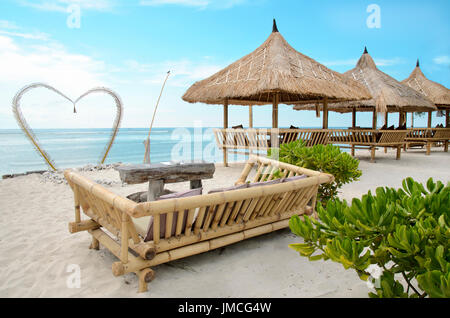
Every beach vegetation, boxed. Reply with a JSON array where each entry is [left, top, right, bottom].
[[289, 177, 450, 298], [269, 140, 362, 204]]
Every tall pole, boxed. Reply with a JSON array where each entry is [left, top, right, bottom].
[[144, 71, 171, 164], [322, 98, 328, 129], [249, 105, 253, 128], [411, 112, 414, 128], [223, 100, 229, 167], [384, 112, 388, 127], [427, 111, 432, 128]]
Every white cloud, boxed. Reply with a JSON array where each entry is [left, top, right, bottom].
[[17, 0, 115, 12], [433, 55, 450, 66], [0, 19, 49, 40], [0, 34, 106, 94], [0, 30, 49, 40]]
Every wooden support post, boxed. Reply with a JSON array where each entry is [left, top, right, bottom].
[[372, 110, 377, 129], [351, 108, 356, 156], [411, 112, 414, 128], [223, 100, 229, 167], [137, 268, 155, 293], [190, 179, 202, 189], [148, 179, 164, 202], [352, 108, 356, 128], [90, 236, 100, 250], [384, 112, 388, 153], [272, 94, 279, 129], [370, 147, 376, 163], [399, 112, 405, 127], [322, 98, 328, 129], [426, 142, 431, 155], [396, 146, 401, 160], [446, 110, 449, 128], [427, 111, 432, 128], [249, 105, 253, 128]]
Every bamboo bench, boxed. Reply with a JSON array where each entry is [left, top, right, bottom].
[[213, 128, 330, 155], [65, 155, 333, 293], [328, 129, 408, 163], [405, 128, 450, 155]]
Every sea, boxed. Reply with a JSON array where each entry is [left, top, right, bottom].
[[0, 128, 250, 176], [0, 127, 353, 176]]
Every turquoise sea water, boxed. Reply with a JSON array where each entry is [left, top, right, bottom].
[[0, 127, 351, 176], [0, 128, 250, 176]]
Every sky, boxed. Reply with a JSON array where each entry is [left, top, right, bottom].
[[0, 0, 449, 129]]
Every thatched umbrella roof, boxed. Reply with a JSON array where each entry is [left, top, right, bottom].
[[182, 20, 371, 106], [401, 60, 450, 110], [294, 48, 436, 113]]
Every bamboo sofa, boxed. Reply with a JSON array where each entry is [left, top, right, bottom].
[[405, 128, 450, 155], [327, 129, 408, 163], [65, 155, 333, 293]]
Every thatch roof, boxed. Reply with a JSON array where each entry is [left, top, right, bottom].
[[182, 20, 372, 106], [401, 60, 450, 110], [294, 48, 436, 113]]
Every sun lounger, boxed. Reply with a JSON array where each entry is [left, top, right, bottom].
[[328, 129, 408, 162], [65, 155, 333, 292], [405, 128, 450, 155]]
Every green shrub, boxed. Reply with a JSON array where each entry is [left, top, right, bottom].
[[269, 140, 362, 204], [289, 177, 450, 298]]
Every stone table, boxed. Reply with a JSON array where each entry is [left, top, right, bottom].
[[115, 161, 215, 201]]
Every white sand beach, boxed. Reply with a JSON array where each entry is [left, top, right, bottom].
[[0, 148, 449, 298]]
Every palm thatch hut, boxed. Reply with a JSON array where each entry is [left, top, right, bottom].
[[182, 20, 371, 132], [293, 48, 437, 129], [402, 60, 450, 128]]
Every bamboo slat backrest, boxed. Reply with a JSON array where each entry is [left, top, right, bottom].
[[406, 128, 450, 140], [130, 156, 332, 246], [213, 128, 330, 150], [433, 128, 450, 140], [378, 130, 408, 144]]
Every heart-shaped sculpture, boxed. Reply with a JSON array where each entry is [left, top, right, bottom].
[[12, 83, 123, 171]]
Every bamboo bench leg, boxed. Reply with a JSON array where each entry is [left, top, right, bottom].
[[426, 142, 431, 156], [137, 268, 155, 293], [89, 236, 100, 250], [370, 147, 376, 163], [396, 146, 401, 160], [444, 141, 448, 152]]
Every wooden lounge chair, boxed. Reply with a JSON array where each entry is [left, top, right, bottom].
[[65, 155, 333, 293], [405, 128, 450, 155], [328, 129, 408, 163]]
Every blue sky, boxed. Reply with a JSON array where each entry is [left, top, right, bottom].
[[0, 0, 449, 129]]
